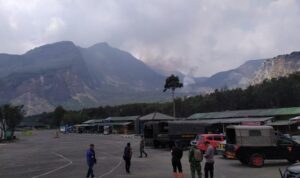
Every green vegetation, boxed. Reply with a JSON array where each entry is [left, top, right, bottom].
[[0, 104, 24, 139], [28, 72, 300, 126], [163, 74, 183, 117]]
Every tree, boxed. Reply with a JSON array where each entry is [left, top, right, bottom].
[[0, 104, 24, 139], [53, 106, 66, 128], [163, 74, 183, 117]]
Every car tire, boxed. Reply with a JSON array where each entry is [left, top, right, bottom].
[[249, 153, 264, 168]]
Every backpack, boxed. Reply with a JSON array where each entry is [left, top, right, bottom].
[[193, 148, 203, 162]]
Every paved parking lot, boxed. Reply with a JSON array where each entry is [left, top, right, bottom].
[[0, 130, 291, 178]]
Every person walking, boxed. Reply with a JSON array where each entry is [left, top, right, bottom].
[[123, 142, 132, 173], [171, 141, 184, 178], [86, 144, 97, 178], [204, 141, 214, 178], [189, 144, 203, 178], [139, 136, 148, 158]]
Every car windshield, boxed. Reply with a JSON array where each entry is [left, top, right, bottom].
[[196, 135, 204, 141], [291, 135, 300, 144]]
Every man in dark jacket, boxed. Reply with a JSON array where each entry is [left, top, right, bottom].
[[123, 142, 132, 173], [86, 144, 97, 178], [172, 141, 184, 178]]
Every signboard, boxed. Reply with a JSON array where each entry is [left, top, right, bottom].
[[241, 122, 261, 126]]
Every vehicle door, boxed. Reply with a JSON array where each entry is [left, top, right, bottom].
[[213, 135, 223, 149], [196, 135, 205, 150], [206, 135, 215, 148], [275, 136, 295, 159]]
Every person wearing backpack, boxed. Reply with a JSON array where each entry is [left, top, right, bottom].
[[123, 142, 132, 173], [189, 144, 203, 178]]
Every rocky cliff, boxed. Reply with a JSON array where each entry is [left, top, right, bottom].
[[252, 52, 300, 84]]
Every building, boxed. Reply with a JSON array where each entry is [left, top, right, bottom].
[[137, 112, 176, 134], [104, 116, 140, 134], [75, 116, 141, 134], [188, 107, 300, 134]]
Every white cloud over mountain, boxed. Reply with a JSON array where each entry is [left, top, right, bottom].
[[0, 0, 300, 76]]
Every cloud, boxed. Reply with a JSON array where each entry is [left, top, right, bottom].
[[0, 0, 300, 76]]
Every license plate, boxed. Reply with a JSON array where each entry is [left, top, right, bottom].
[[218, 144, 224, 149]]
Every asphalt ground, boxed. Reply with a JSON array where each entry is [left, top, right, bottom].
[[0, 130, 292, 178]]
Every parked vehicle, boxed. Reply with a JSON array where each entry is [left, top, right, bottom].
[[196, 134, 225, 152], [216, 140, 226, 155], [227, 125, 300, 168], [281, 162, 300, 178], [291, 135, 300, 144], [223, 143, 238, 159], [144, 121, 211, 148], [104, 125, 111, 135]]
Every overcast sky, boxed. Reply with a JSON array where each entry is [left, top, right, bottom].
[[1, 0, 300, 77]]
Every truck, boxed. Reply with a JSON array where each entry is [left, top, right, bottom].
[[226, 125, 300, 167], [144, 121, 211, 148]]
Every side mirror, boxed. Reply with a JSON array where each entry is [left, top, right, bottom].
[[190, 140, 197, 146]]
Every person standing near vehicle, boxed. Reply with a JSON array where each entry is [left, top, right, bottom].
[[86, 144, 97, 178], [189, 144, 203, 178], [204, 141, 214, 178], [123, 142, 132, 173], [171, 141, 184, 178], [139, 136, 148, 158]]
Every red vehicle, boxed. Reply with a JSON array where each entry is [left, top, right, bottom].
[[195, 134, 225, 152]]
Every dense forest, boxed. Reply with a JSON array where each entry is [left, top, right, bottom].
[[27, 72, 300, 126]]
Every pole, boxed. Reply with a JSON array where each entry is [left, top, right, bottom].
[[172, 90, 175, 117]]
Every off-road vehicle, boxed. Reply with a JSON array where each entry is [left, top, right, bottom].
[[226, 125, 300, 167]]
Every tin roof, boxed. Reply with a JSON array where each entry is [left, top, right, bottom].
[[188, 107, 300, 120], [184, 117, 273, 124], [267, 120, 298, 126], [139, 112, 176, 121], [82, 119, 103, 124], [105, 116, 140, 121]]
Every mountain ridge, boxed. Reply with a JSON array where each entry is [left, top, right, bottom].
[[0, 41, 300, 115]]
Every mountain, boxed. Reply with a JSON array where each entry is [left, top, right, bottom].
[[189, 51, 300, 92], [1, 41, 300, 115], [252, 52, 300, 84], [80, 42, 163, 91], [189, 59, 265, 92], [0, 41, 166, 115]]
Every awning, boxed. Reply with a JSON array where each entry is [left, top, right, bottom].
[[290, 116, 300, 121], [267, 120, 298, 126], [189, 117, 273, 124]]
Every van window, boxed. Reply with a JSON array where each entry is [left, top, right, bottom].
[[249, 130, 261, 136], [214, 136, 223, 141], [207, 136, 213, 140]]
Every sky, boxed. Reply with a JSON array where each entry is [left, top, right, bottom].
[[1, 0, 300, 77]]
